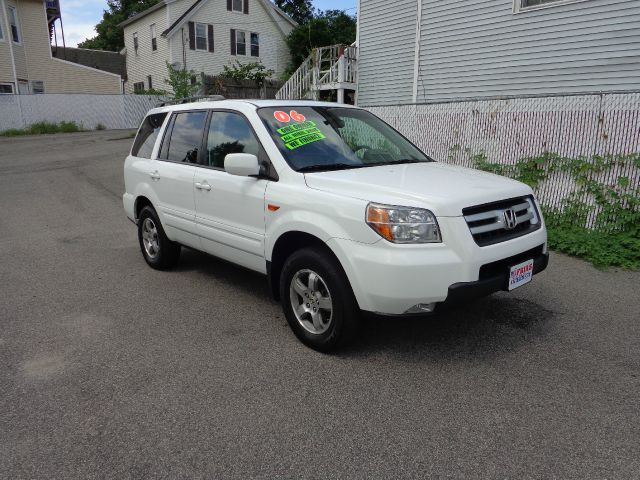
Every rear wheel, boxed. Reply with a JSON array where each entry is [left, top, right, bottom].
[[280, 247, 360, 352], [137, 206, 180, 270]]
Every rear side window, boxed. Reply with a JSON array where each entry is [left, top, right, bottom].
[[162, 111, 208, 164], [132, 112, 167, 158]]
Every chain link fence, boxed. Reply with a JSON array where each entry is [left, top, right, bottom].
[[366, 92, 640, 229]]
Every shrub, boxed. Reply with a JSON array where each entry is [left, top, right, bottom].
[[28, 121, 62, 134], [58, 121, 82, 133], [164, 62, 200, 100], [0, 121, 83, 136], [95, 123, 107, 131], [221, 61, 274, 86]]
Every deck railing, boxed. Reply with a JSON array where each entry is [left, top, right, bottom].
[[276, 45, 357, 100]]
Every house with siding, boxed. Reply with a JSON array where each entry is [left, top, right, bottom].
[[120, 0, 296, 94], [0, 0, 122, 95], [357, 0, 640, 106]]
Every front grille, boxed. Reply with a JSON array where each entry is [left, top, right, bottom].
[[463, 196, 542, 247]]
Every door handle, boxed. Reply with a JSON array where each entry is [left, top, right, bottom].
[[195, 182, 212, 191], [149, 171, 160, 180]]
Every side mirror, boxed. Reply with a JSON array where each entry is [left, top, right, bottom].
[[224, 153, 260, 177]]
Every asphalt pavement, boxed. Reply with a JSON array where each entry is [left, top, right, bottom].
[[1, 131, 638, 479]]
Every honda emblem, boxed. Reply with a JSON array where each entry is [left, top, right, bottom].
[[503, 208, 518, 230]]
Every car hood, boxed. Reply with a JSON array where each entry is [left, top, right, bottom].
[[303, 162, 532, 217]]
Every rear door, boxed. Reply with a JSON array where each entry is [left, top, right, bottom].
[[193, 110, 270, 273], [151, 110, 208, 248]]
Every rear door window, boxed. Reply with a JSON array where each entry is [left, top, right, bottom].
[[162, 111, 208, 164], [131, 112, 167, 158]]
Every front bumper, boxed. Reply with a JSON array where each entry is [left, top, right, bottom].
[[442, 248, 548, 306], [327, 216, 548, 315]]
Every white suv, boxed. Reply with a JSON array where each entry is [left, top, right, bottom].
[[124, 100, 548, 351]]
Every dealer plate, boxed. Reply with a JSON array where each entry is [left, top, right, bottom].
[[508, 259, 534, 291]]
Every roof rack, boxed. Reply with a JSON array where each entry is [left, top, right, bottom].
[[158, 95, 225, 107]]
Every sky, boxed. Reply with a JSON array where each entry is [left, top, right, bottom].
[[55, 0, 358, 48]]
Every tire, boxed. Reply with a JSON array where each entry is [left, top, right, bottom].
[[280, 247, 360, 352], [137, 205, 181, 270]]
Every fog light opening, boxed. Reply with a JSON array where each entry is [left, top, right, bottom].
[[404, 303, 436, 314]]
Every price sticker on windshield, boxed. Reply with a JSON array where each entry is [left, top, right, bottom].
[[277, 121, 325, 150]]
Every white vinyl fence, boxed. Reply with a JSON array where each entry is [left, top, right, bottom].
[[365, 92, 640, 226], [0, 94, 162, 132]]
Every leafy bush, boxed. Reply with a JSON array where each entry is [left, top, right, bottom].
[[95, 123, 106, 131], [221, 61, 274, 86], [468, 149, 640, 269], [164, 62, 200, 100]]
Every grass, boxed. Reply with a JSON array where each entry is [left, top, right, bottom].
[[543, 208, 640, 270], [0, 121, 83, 137]]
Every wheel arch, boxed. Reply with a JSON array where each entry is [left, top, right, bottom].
[[134, 195, 154, 221], [268, 231, 346, 302]]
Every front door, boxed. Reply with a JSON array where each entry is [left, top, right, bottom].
[[151, 110, 208, 248], [193, 111, 268, 273]]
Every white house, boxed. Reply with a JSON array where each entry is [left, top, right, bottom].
[[357, 0, 640, 106], [120, 0, 296, 94]]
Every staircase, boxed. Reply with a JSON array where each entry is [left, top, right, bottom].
[[276, 45, 357, 103]]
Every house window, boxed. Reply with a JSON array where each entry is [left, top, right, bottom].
[[134, 82, 145, 93], [522, 0, 561, 5], [236, 31, 246, 55], [0, 19, 4, 41], [133, 32, 138, 53], [516, 0, 585, 10], [8, 6, 20, 43], [0, 83, 14, 94], [250, 32, 259, 57], [31, 81, 45, 94], [232, 0, 243, 12], [195, 23, 207, 50], [150, 24, 157, 51], [147, 76, 153, 90]]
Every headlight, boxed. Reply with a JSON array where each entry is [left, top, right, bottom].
[[366, 203, 441, 243]]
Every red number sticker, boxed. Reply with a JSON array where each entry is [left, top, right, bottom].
[[274, 110, 291, 123], [290, 110, 306, 122]]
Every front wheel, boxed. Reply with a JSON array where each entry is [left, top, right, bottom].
[[280, 247, 360, 352]]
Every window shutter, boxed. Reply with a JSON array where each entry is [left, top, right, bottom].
[[208, 25, 214, 52], [227, 0, 232, 11], [188, 22, 195, 50], [243, 0, 249, 14], [230, 29, 236, 55]]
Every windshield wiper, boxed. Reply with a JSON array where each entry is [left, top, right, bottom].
[[297, 163, 366, 173], [373, 159, 428, 166]]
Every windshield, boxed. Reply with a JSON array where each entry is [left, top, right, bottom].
[[257, 106, 432, 172]]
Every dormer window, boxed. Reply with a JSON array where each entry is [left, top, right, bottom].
[[227, 0, 248, 14]]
